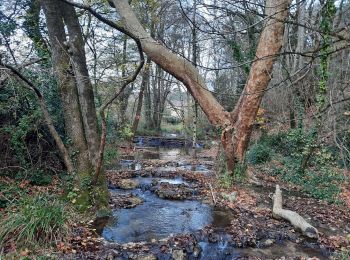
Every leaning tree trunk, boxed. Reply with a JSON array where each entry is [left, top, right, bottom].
[[227, 0, 291, 167], [41, 0, 109, 214]]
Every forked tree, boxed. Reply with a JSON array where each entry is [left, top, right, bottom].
[[109, 0, 292, 172]]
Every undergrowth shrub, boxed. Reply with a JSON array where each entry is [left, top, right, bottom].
[[250, 129, 345, 203], [104, 147, 119, 165], [0, 193, 72, 250], [0, 182, 26, 209], [28, 168, 53, 186], [332, 246, 350, 260], [233, 162, 247, 182], [259, 131, 287, 152], [118, 124, 134, 140], [216, 147, 246, 188], [247, 142, 273, 165], [303, 168, 344, 202], [278, 158, 343, 203]]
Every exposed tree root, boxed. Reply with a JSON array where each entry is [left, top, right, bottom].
[[272, 185, 318, 239]]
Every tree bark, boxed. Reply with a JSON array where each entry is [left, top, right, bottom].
[[61, 2, 101, 166], [191, 0, 198, 158], [41, 0, 89, 173], [41, 0, 109, 214], [132, 57, 151, 133]]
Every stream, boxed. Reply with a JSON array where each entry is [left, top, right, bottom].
[[100, 137, 328, 259]]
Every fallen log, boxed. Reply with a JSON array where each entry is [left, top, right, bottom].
[[272, 185, 318, 239]]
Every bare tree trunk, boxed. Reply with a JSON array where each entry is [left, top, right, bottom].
[[41, 0, 89, 172], [229, 0, 291, 164], [118, 36, 133, 127], [192, 101, 198, 156], [288, 1, 306, 129], [132, 57, 151, 133], [144, 77, 153, 129], [191, 0, 198, 158]]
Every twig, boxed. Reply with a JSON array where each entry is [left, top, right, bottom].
[[208, 182, 217, 205]]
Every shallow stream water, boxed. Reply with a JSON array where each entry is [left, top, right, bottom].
[[102, 138, 327, 259]]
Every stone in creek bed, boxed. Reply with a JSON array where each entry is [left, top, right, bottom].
[[117, 179, 139, 189], [131, 255, 157, 260], [155, 183, 194, 200], [109, 193, 143, 209], [262, 239, 275, 247], [172, 249, 186, 260]]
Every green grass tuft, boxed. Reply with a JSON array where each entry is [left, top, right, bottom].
[[0, 193, 71, 249]]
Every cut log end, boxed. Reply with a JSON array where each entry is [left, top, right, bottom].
[[272, 185, 318, 239]]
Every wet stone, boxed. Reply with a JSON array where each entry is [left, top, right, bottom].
[[110, 193, 143, 209], [133, 255, 157, 260], [172, 249, 186, 260], [155, 183, 194, 200], [105, 249, 121, 260], [117, 179, 139, 190], [260, 238, 275, 247], [193, 245, 201, 257], [208, 232, 219, 243]]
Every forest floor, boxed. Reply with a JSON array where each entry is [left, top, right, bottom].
[[1, 139, 349, 259], [59, 140, 350, 260]]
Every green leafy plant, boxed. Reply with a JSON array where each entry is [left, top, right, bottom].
[[0, 182, 27, 209], [331, 246, 350, 260], [233, 162, 247, 182], [218, 170, 234, 189], [28, 168, 52, 186], [250, 129, 346, 203], [302, 168, 344, 203], [104, 147, 119, 165], [118, 124, 134, 140]]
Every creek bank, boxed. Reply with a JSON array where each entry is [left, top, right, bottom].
[[61, 138, 348, 259]]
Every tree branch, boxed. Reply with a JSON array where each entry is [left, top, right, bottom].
[[0, 61, 74, 173], [92, 33, 145, 185]]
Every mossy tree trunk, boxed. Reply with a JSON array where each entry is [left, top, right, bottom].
[[40, 0, 109, 216]]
